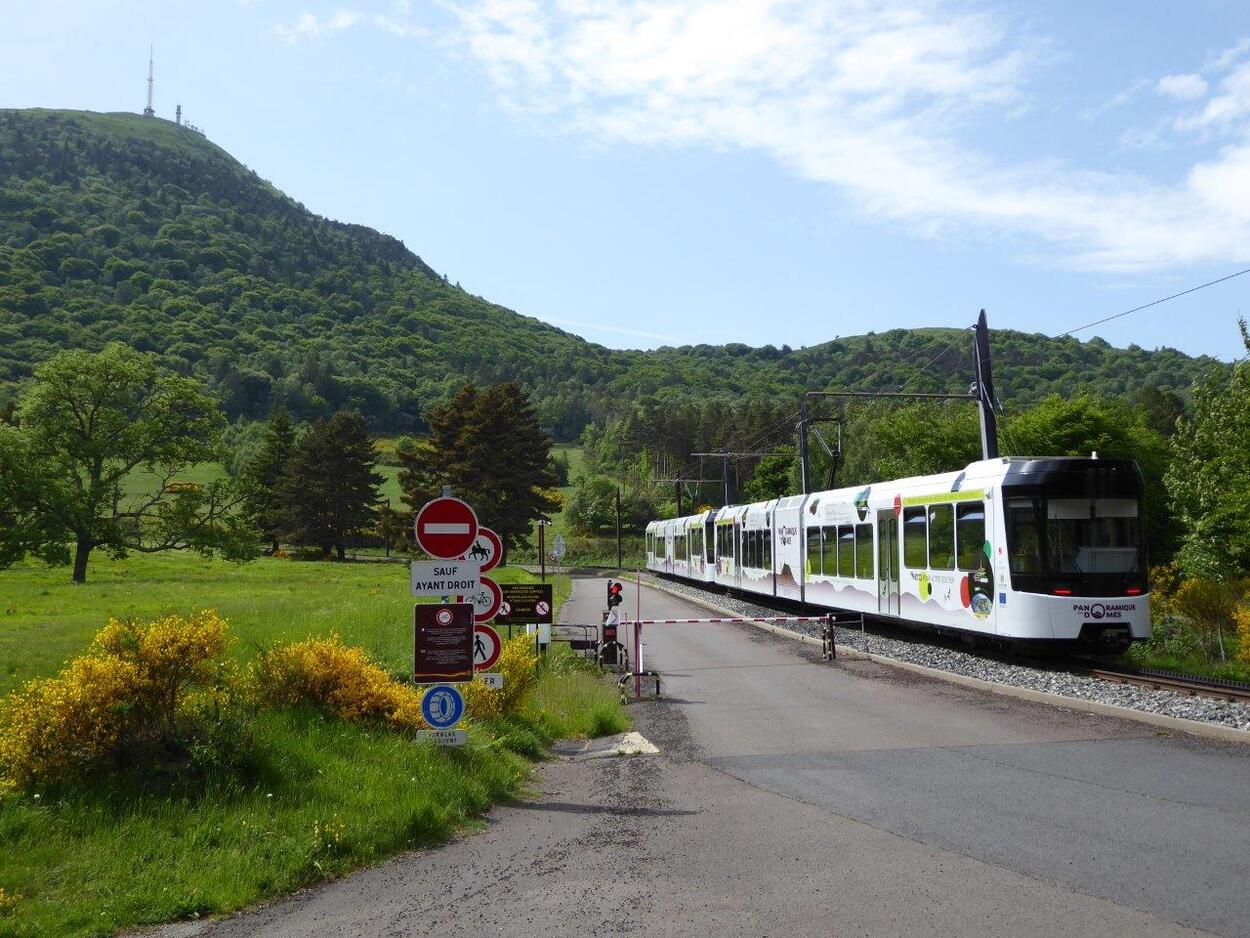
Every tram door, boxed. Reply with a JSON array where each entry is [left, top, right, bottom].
[[876, 509, 899, 615]]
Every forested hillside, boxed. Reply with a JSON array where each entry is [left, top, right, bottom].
[[0, 108, 1225, 438]]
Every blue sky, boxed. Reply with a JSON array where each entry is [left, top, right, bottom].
[[3, 1, 1250, 359]]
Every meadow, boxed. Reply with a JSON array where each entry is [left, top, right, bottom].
[[0, 553, 616, 938]]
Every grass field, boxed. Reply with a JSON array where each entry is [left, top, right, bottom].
[[0, 554, 567, 696], [0, 552, 617, 937]]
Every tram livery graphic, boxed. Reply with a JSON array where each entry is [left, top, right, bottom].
[[646, 456, 1150, 651]]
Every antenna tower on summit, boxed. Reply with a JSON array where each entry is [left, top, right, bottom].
[[143, 46, 155, 117]]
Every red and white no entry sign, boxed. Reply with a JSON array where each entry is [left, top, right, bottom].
[[460, 526, 502, 573], [471, 575, 503, 623], [473, 624, 501, 670], [415, 496, 479, 559]]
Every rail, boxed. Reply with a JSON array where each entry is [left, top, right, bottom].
[[1069, 661, 1250, 705]]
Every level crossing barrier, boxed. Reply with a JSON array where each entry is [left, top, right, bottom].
[[621, 613, 864, 698]]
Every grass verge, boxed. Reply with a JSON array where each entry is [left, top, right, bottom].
[[0, 555, 616, 938]]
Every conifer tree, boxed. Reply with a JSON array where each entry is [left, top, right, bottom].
[[279, 410, 383, 560], [398, 383, 560, 564], [240, 408, 296, 554]]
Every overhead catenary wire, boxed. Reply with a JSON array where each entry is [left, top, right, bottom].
[[1059, 265, 1250, 337]]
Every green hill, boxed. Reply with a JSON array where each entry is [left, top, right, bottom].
[[0, 108, 1225, 438]]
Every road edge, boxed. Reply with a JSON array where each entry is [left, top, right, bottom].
[[635, 575, 1250, 746]]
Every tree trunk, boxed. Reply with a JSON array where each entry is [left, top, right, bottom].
[[72, 537, 93, 584], [336, 542, 346, 562], [269, 538, 279, 556], [500, 540, 509, 569]]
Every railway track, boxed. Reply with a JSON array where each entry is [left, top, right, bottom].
[[1068, 661, 1250, 705]]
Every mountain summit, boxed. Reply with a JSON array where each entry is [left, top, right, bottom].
[[0, 109, 1219, 437]]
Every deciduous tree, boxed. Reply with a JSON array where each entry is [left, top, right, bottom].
[[1167, 320, 1250, 577], [0, 343, 255, 583]]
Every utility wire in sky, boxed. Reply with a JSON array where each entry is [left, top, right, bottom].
[[1059, 266, 1250, 338]]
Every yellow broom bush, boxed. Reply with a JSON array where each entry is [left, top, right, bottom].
[[0, 611, 231, 794], [458, 635, 539, 720], [251, 635, 426, 730], [1235, 606, 1250, 665]]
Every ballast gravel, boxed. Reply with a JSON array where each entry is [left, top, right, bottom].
[[636, 574, 1250, 734]]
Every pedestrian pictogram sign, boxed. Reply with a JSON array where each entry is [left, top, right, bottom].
[[415, 496, 479, 559], [473, 624, 501, 670], [461, 527, 502, 573], [468, 576, 502, 623]]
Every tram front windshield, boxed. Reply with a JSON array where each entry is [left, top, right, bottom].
[[1006, 497, 1143, 586]]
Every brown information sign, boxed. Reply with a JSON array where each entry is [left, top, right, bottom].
[[414, 603, 475, 683], [496, 583, 554, 624]]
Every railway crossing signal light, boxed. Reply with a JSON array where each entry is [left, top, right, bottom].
[[607, 580, 623, 609]]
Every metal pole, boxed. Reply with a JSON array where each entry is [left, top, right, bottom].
[[539, 523, 545, 582], [615, 486, 622, 568], [974, 309, 1000, 460], [676, 478, 683, 517], [634, 621, 642, 699], [723, 454, 731, 506], [799, 396, 810, 495]]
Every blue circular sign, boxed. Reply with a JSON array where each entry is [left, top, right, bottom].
[[421, 685, 465, 730]]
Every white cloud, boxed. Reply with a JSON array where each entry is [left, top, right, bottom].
[[449, 3, 1250, 272], [1175, 56, 1250, 132], [275, 9, 362, 43], [275, 4, 425, 42], [1156, 73, 1208, 100]]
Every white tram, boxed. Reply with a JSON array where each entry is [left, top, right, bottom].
[[646, 456, 1150, 650]]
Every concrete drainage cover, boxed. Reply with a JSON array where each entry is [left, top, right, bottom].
[[552, 732, 659, 760]]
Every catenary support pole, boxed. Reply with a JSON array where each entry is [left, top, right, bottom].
[[798, 396, 810, 495], [615, 487, 622, 568]]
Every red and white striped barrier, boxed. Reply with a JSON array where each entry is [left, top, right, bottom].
[[624, 616, 833, 625], [622, 614, 839, 697]]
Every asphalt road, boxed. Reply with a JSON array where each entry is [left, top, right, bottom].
[[183, 576, 1250, 938]]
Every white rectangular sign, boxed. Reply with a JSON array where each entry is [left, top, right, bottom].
[[479, 673, 504, 690], [411, 560, 480, 597], [417, 729, 467, 747]]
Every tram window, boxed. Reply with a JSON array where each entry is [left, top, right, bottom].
[[855, 523, 874, 578], [763, 530, 772, 570], [928, 504, 956, 570], [675, 534, 685, 562], [806, 527, 822, 574], [1006, 499, 1042, 574], [903, 507, 928, 569], [956, 502, 986, 571], [838, 525, 855, 578], [818, 526, 834, 575], [692, 529, 702, 561]]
